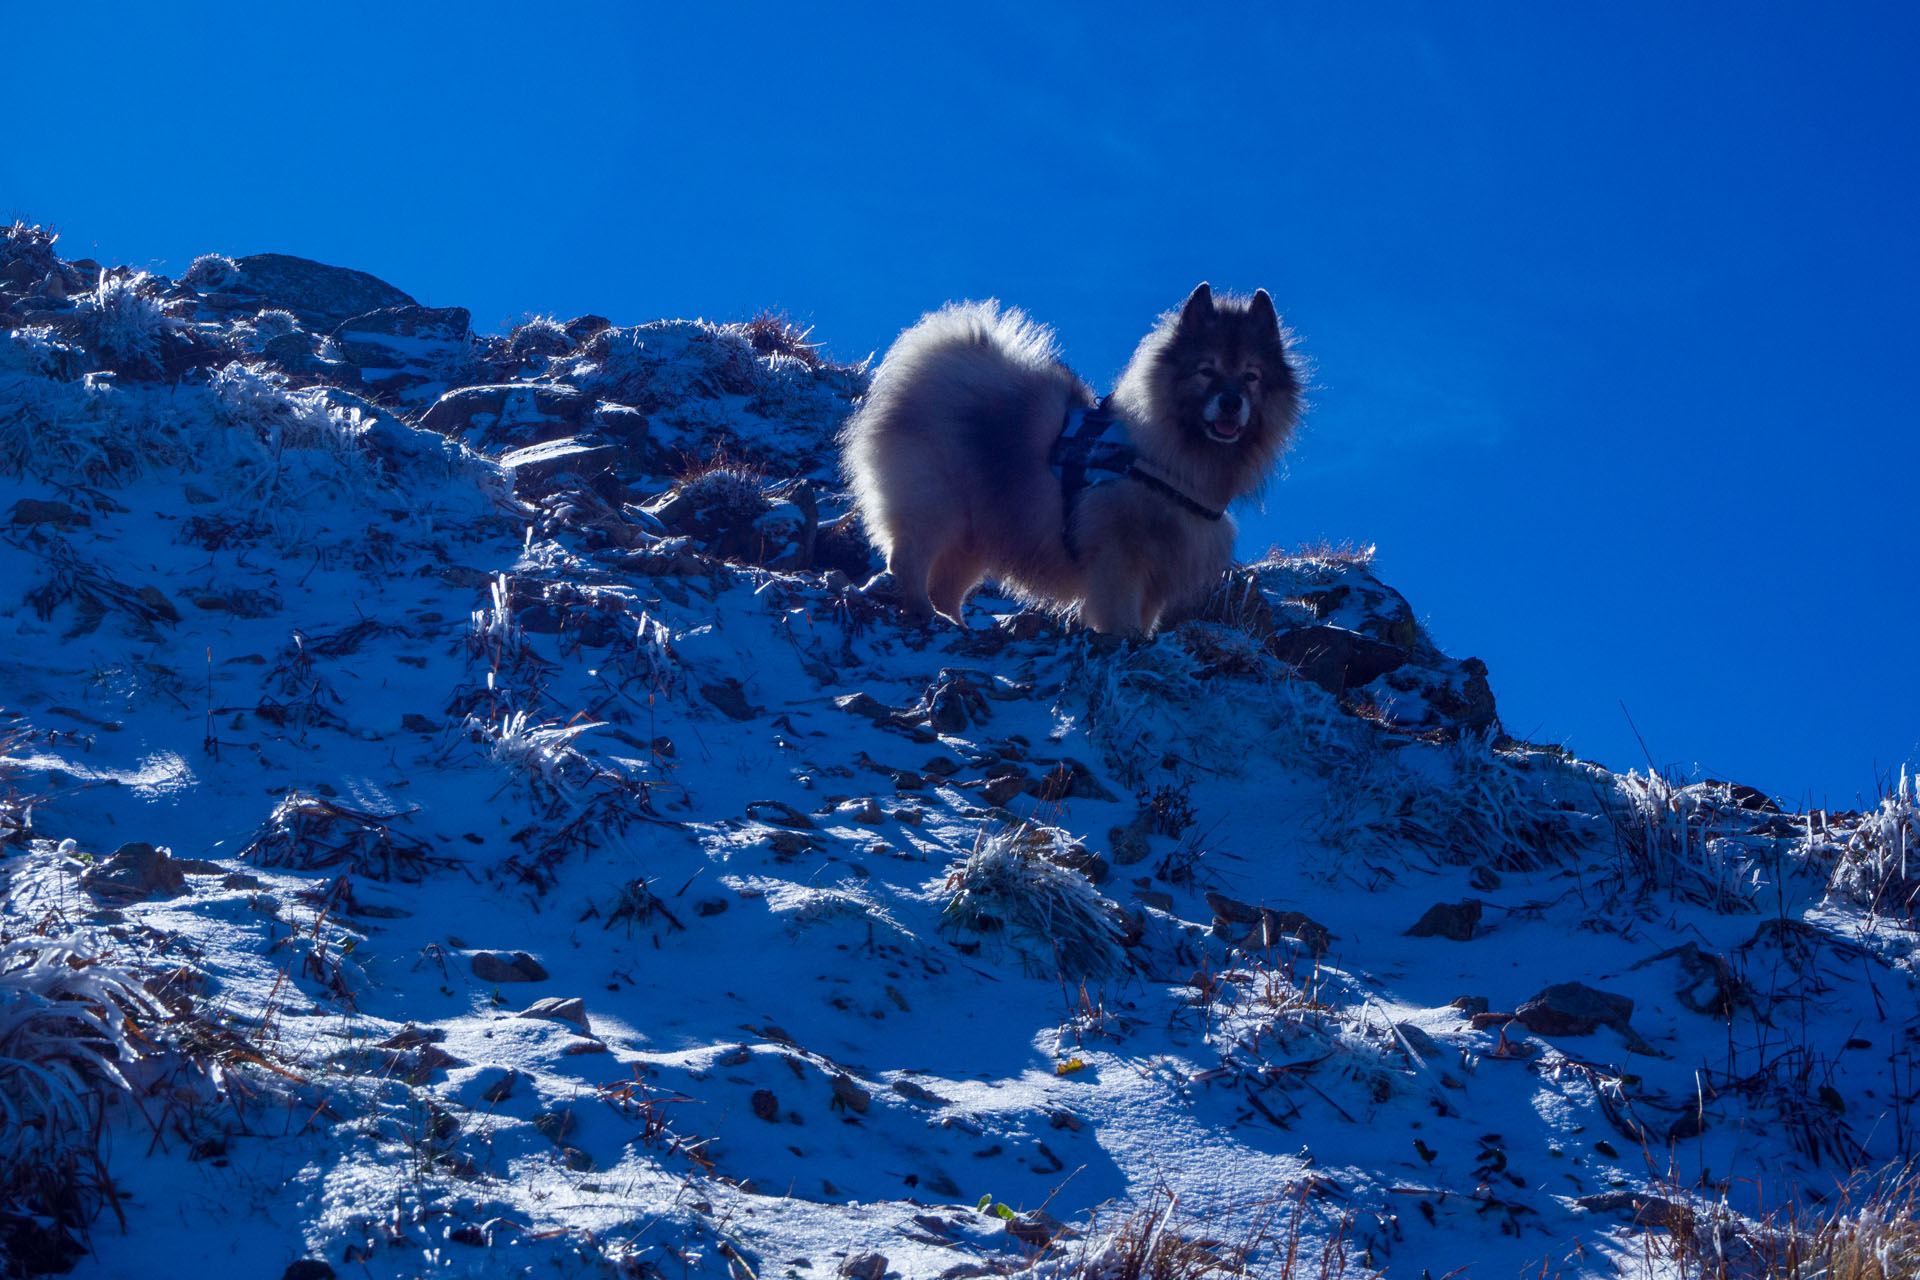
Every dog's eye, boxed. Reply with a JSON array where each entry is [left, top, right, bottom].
[[1242, 371, 1260, 385], [1194, 365, 1217, 379]]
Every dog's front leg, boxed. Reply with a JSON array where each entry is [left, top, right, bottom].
[[1080, 556, 1151, 638]]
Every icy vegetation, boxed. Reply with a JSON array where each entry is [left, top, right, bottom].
[[1, 220, 1917, 1278]]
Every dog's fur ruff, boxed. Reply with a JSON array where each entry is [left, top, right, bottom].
[[841, 283, 1300, 636]]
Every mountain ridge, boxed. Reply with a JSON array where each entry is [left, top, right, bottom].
[[1, 223, 1914, 1279]]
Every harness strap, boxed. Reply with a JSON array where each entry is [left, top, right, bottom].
[[1121, 463, 1225, 522], [1048, 402, 1224, 560]]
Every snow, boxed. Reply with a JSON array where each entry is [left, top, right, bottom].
[[1, 232, 1916, 1278]]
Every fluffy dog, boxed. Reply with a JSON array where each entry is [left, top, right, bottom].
[[841, 283, 1300, 636]]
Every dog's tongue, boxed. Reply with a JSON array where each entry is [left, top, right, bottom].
[[1209, 422, 1243, 443]]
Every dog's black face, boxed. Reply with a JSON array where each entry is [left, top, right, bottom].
[[1157, 283, 1297, 448]]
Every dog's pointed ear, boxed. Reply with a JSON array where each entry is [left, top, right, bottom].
[[1248, 288, 1279, 332], [1178, 282, 1215, 328]]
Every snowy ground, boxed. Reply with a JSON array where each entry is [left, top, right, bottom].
[[2, 227, 1916, 1279]]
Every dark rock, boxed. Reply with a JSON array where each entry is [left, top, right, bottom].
[[329, 304, 471, 403], [1406, 898, 1483, 941], [1449, 995, 1490, 1017], [922, 671, 989, 734], [1028, 757, 1118, 803], [11, 498, 88, 527], [980, 773, 1027, 806], [699, 679, 762, 721], [564, 314, 611, 343], [82, 842, 190, 902], [417, 383, 594, 449], [1204, 891, 1333, 955], [695, 897, 729, 917], [532, 1108, 577, 1143], [470, 951, 548, 983], [497, 435, 615, 500], [1421, 656, 1500, 734], [751, 1089, 779, 1121], [480, 1070, 518, 1104], [401, 713, 440, 734], [830, 1073, 872, 1113], [1515, 982, 1651, 1051], [224, 253, 415, 326], [280, 1262, 337, 1280], [1006, 1209, 1070, 1250], [1271, 625, 1408, 695], [1107, 821, 1152, 866], [892, 1078, 949, 1106], [838, 1254, 887, 1280]]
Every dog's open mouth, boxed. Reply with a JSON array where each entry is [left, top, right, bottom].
[[1205, 421, 1245, 444]]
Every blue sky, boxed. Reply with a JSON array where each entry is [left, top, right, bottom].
[[7, 2, 1915, 805]]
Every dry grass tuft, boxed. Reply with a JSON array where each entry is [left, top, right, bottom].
[[1026, 1185, 1351, 1279], [736, 309, 825, 370]]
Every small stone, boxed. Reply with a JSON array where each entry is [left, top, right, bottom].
[[1204, 892, 1334, 956], [839, 1254, 887, 1280], [10, 498, 88, 527], [470, 951, 548, 983], [834, 692, 896, 722], [1468, 865, 1502, 891], [768, 829, 814, 856], [1405, 898, 1483, 942], [532, 1109, 577, 1143], [752, 1089, 780, 1121], [922, 756, 961, 776], [852, 798, 886, 825], [698, 678, 761, 721], [891, 1078, 948, 1106], [1515, 982, 1643, 1045], [1449, 995, 1490, 1017], [561, 1146, 595, 1171], [480, 1070, 518, 1104], [280, 1262, 337, 1280], [136, 585, 181, 623], [1108, 821, 1151, 866], [747, 800, 814, 830], [82, 842, 189, 903], [518, 996, 591, 1034], [830, 1073, 872, 1114], [401, 713, 440, 733], [980, 773, 1026, 806], [695, 897, 729, 917], [1006, 1209, 1069, 1249]]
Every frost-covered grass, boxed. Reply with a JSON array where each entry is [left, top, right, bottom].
[[1826, 766, 1918, 920], [675, 461, 771, 525], [76, 271, 175, 372], [0, 935, 162, 1274], [1606, 768, 1768, 913], [944, 824, 1128, 980]]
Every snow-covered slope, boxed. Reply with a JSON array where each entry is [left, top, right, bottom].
[[2, 224, 1916, 1279]]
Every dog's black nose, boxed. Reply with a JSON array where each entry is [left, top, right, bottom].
[[1216, 390, 1242, 414]]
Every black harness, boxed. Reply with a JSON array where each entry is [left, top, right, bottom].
[[1048, 401, 1224, 558]]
